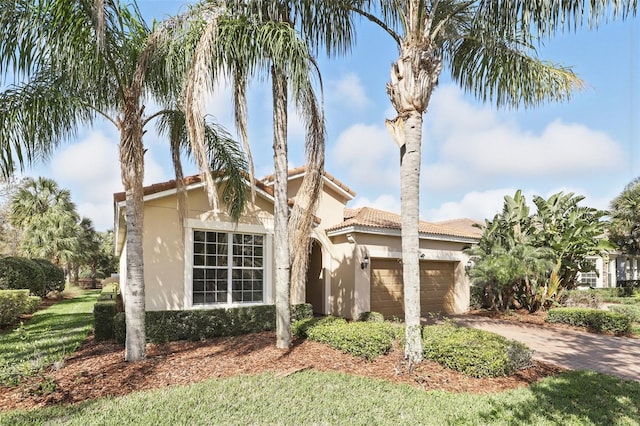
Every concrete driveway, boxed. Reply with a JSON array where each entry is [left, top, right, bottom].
[[451, 315, 640, 382]]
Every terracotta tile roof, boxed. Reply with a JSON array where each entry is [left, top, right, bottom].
[[262, 166, 356, 197], [433, 218, 484, 239], [327, 207, 481, 240], [113, 172, 274, 204]]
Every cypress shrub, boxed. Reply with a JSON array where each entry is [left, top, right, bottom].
[[31, 258, 65, 293], [0, 257, 46, 296]]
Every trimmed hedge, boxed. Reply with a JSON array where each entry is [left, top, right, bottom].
[[422, 323, 533, 378], [547, 307, 632, 336], [0, 289, 41, 326], [0, 257, 46, 296], [31, 258, 65, 294], [303, 318, 401, 360], [94, 301, 117, 341], [114, 304, 314, 344], [607, 305, 640, 323]]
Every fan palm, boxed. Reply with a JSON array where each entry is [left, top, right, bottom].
[[9, 177, 79, 264], [347, 0, 636, 364], [0, 1, 249, 361]]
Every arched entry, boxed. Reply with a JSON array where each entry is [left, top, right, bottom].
[[305, 240, 324, 314]]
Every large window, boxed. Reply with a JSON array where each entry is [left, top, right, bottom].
[[192, 230, 264, 305], [579, 271, 597, 287]]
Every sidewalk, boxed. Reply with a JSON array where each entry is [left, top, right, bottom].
[[451, 315, 640, 382]]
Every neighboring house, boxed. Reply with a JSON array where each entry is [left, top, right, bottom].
[[114, 167, 481, 320], [578, 253, 640, 288]]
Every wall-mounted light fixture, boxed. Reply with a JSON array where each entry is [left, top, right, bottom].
[[360, 255, 370, 270], [465, 258, 475, 273], [346, 233, 355, 244]]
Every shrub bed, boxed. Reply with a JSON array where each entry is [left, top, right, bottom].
[[563, 289, 602, 309], [608, 305, 640, 323], [422, 323, 533, 378], [302, 318, 401, 360], [546, 307, 632, 336], [114, 304, 313, 344], [0, 289, 41, 326]]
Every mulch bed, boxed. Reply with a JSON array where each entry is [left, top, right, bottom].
[[0, 331, 565, 413]]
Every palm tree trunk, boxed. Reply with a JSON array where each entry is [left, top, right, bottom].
[[272, 65, 291, 349], [119, 90, 147, 362], [400, 111, 423, 365]]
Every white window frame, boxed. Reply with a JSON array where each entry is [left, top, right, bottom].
[[183, 219, 273, 309]]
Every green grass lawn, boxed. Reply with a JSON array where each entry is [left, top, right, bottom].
[[0, 289, 100, 386], [1, 369, 638, 425]]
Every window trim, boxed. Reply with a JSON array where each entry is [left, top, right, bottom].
[[183, 219, 273, 309]]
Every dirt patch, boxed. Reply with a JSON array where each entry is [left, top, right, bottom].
[[0, 332, 564, 413]]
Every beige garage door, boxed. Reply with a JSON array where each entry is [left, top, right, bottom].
[[370, 258, 455, 319]]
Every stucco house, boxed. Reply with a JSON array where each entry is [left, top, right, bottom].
[[578, 253, 640, 288], [114, 167, 481, 320]]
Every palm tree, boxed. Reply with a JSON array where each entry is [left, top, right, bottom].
[[609, 178, 640, 255], [347, 0, 637, 364], [0, 1, 248, 361], [182, 0, 353, 348], [9, 177, 80, 265]]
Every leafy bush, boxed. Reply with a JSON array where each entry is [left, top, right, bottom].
[[0, 257, 46, 296], [292, 316, 346, 339], [30, 259, 65, 294], [563, 290, 602, 309], [0, 290, 41, 326], [422, 323, 533, 378], [547, 307, 632, 336], [114, 305, 316, 344], [304, 319, 401, 360], [357, 311, 384, 322], [290, 303, 313, 323], [608, 305, 640, 323], [617, 280, 640, 297], [93, 300, 117, 341]]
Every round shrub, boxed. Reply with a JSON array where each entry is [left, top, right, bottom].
[[0, 257, 46, 296], [305, 319, 401, 360], [422, 323, 533, 378], [31, 258, 65, 293], [357, 311, 384, 322]]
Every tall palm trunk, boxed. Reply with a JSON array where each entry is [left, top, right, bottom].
[[119, 89, 147, 362], [386, 36, 441, 364], [400, 111, 423, 364], [272, 64, 291, 349]]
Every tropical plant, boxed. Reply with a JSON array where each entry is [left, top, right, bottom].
[[345, 0, 636, 363], [609, 177, 640, 255], [0, 1, 248, 361], [469, 190, 610, 313], [182, 0, 353, 348]]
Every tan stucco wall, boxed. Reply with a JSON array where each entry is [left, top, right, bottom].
[[121, 185, 276, 311], [326, 231, 472, 317]]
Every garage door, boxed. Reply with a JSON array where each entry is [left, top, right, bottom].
[[370, 258, 455, 318]]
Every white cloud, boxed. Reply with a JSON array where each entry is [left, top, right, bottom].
[[426, 84, 624, 180], [328, 73, 371, 111], [351, 194, 400, 214], [424, 188, 524, 222], [50, 130, 167, 231], [331, 123, 399, 190]]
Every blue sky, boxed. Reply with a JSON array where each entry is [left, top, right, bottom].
[[24, 2, 640, 231]]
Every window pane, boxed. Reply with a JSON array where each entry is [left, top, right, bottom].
[[194, 231, 205, 242], [194, 255, 205, 266], [193, 293, 205, 305]]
